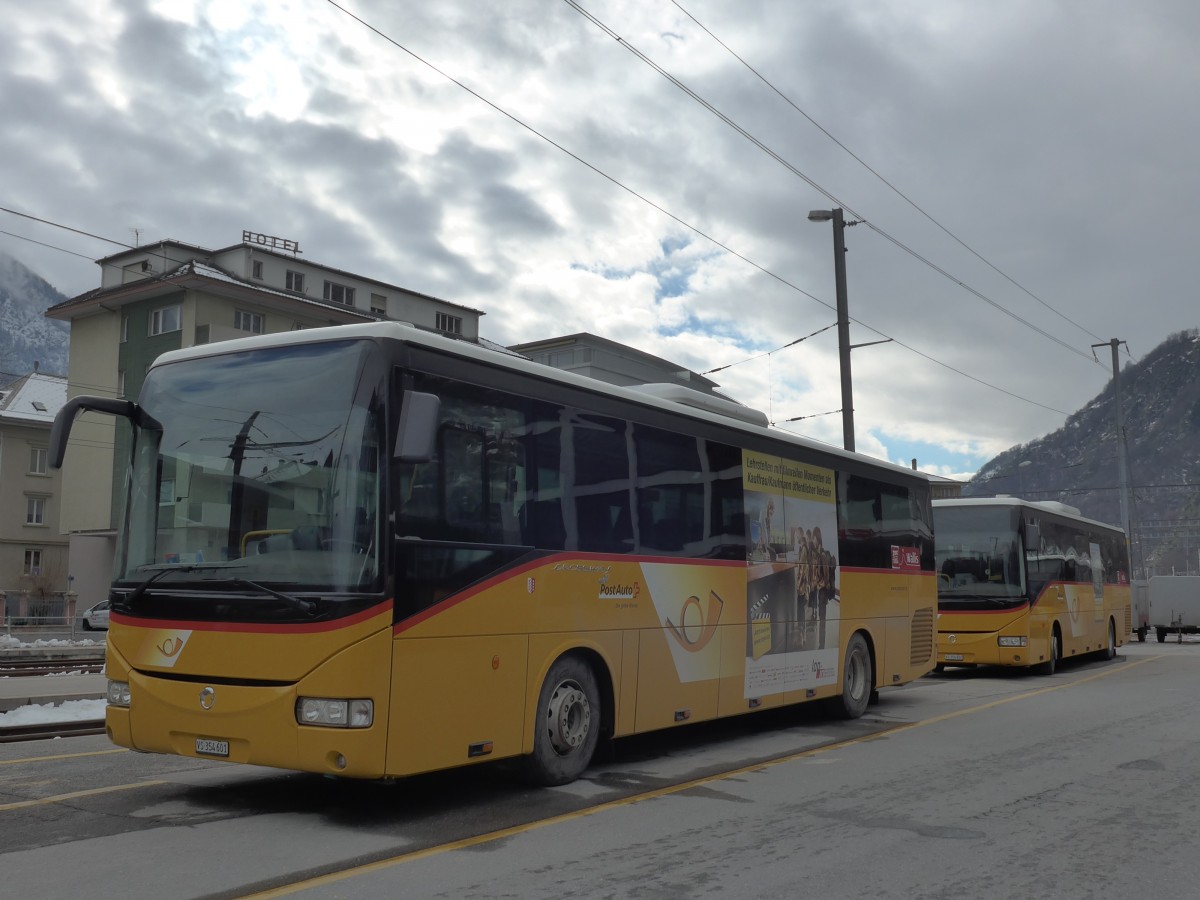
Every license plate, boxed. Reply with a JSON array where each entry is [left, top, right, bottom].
[[944, 653, 964, 661], [195, 738, 229, 757]]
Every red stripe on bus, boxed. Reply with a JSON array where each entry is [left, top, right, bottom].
[[938, 603, 1031, 616], [393, 553, 745, 635], [840, 566, 936, 576], [109, 599, 393, 634]]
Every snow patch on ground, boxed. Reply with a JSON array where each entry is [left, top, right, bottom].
[[0, 698, 106, 725]]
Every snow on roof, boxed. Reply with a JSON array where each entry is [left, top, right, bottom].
[[0, 371, 68, 423]]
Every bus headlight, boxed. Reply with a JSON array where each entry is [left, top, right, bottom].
[[997, 636, 1028, 647], [107, 680, 131, 707], [296, 697, 373, 728]]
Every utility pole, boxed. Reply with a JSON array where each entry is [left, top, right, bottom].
[[807, 208, 855, 451], [1093, 338, 1132, 560], [808, 208, 891, 454]]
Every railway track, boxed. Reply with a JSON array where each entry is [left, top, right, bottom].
[[0, 719, 106, 743], [0, 658, 105, 678]]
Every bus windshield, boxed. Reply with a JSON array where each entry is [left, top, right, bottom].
[[934, 504, 1026, 604], [115, 339, 382, 593]]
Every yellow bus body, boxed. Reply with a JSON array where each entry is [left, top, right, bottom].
[[937, 582, 1130, 669], [107, 556, 935, 779]]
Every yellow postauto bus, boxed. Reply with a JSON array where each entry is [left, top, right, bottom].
[[51, 321, 936, 785], [934, 498, 1131, 674]]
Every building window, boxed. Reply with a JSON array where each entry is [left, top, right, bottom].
[[436, 312, 463, 335], [150, 304, 181, 336], [29, 446, 48, 475], [117, 370, 126, 398], [159, 479, 175, 506], [26, 496, 46, 526], [235, 310, 264, 334], [120, 315, 129, 343], [252, 259, 264, 280], [23, 549, 42, 576], [370, 293, 387, 316], [286, 270, 306, 293], [323, 281, 356, 305]]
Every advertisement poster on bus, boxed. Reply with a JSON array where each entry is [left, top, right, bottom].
[[743, 450, 839, 696]]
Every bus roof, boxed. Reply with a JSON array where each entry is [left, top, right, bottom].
[[149, 320, 932, 484], [934, 496, 1124, 534]]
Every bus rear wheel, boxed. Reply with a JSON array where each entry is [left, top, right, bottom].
[[523, 654, 600, 786], [1104, 620, 1117, 660], [833, 633, 873, 719]]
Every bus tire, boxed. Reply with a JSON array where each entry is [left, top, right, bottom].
[[1137, 627, 1147, 643], [522, 654, 600, 786], [1104, 620, 1117, 660], [1035, 627, 1060, 676], [1157, 627, 1167, 643], [833, 633, 873, 719]]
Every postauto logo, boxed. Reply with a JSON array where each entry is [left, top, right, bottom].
[[666, 591, 724, 653]]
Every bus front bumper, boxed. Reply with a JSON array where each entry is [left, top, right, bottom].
[[937, 631, 1030, 667], [107, 671, 387, 779]]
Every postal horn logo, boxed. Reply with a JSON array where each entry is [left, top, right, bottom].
[[152, 630, 192, 667], [665, 591, 724, 652]]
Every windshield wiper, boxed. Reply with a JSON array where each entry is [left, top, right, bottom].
[[229, 578, 319, 616], [120, 565, 204, 609]]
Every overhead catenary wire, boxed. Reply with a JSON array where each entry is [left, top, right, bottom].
[[561, 0, 1102, 369], [701, 322, 836, 375], [669, 0, 1107, 347], [322, 0, 1077, 419], [1, 6, 1077, 423]]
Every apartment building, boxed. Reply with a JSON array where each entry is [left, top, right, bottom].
[[0, 369, 70, 621]]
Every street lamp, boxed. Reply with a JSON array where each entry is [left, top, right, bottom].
[[1018, 459, 1032, 498], [808, 208, 856, 452]]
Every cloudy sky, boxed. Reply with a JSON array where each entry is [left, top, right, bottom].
[[3, 0, 1198, 480]]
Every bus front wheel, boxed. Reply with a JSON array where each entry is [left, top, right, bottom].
[[523, 654, 600, 786], [833, 633, 873, 719], [1035, 628, 1060, 676]]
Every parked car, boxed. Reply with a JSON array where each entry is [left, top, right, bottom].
[[81, 600, 110, 631]]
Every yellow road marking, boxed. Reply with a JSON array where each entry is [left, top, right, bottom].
[[242, 654, 1164, 898], [0, 780, 165, 812], [0, 748, 127, 766]]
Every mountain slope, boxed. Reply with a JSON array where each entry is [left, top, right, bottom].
[[0, 249, 71, 377], [964, 329, 1200, 574]]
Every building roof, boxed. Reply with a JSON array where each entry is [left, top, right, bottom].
[[0, 370, 67, 424], [65, 239, 482, 317], [44, 256, 383, 322]]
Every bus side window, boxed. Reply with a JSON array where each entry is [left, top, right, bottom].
[[522, 499, 566, 549]]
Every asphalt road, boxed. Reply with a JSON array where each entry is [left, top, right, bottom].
[[1, 639, 1195, 900]]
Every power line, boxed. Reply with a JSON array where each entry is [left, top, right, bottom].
[[0, 205, 131, 250], [323, 0, 1077, 419], [562, 0, 1102, 368], [0, 229, 98, 261], [701, 322, 836, 375], [669, 0, 1107, 346]]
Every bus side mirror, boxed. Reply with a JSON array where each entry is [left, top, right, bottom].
[[395, 391, 440, 462], [49, 395, 152, 469]]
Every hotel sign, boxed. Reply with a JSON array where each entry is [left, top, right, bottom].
[[242, 230, 301, 254]]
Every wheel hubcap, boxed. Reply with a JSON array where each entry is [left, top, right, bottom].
[[547, 680, 591, 755], [846, 651, 865, 700]]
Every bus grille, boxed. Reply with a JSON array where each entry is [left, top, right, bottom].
[[910, 606, 935, 665], [1125, 605, 1132, 634]]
